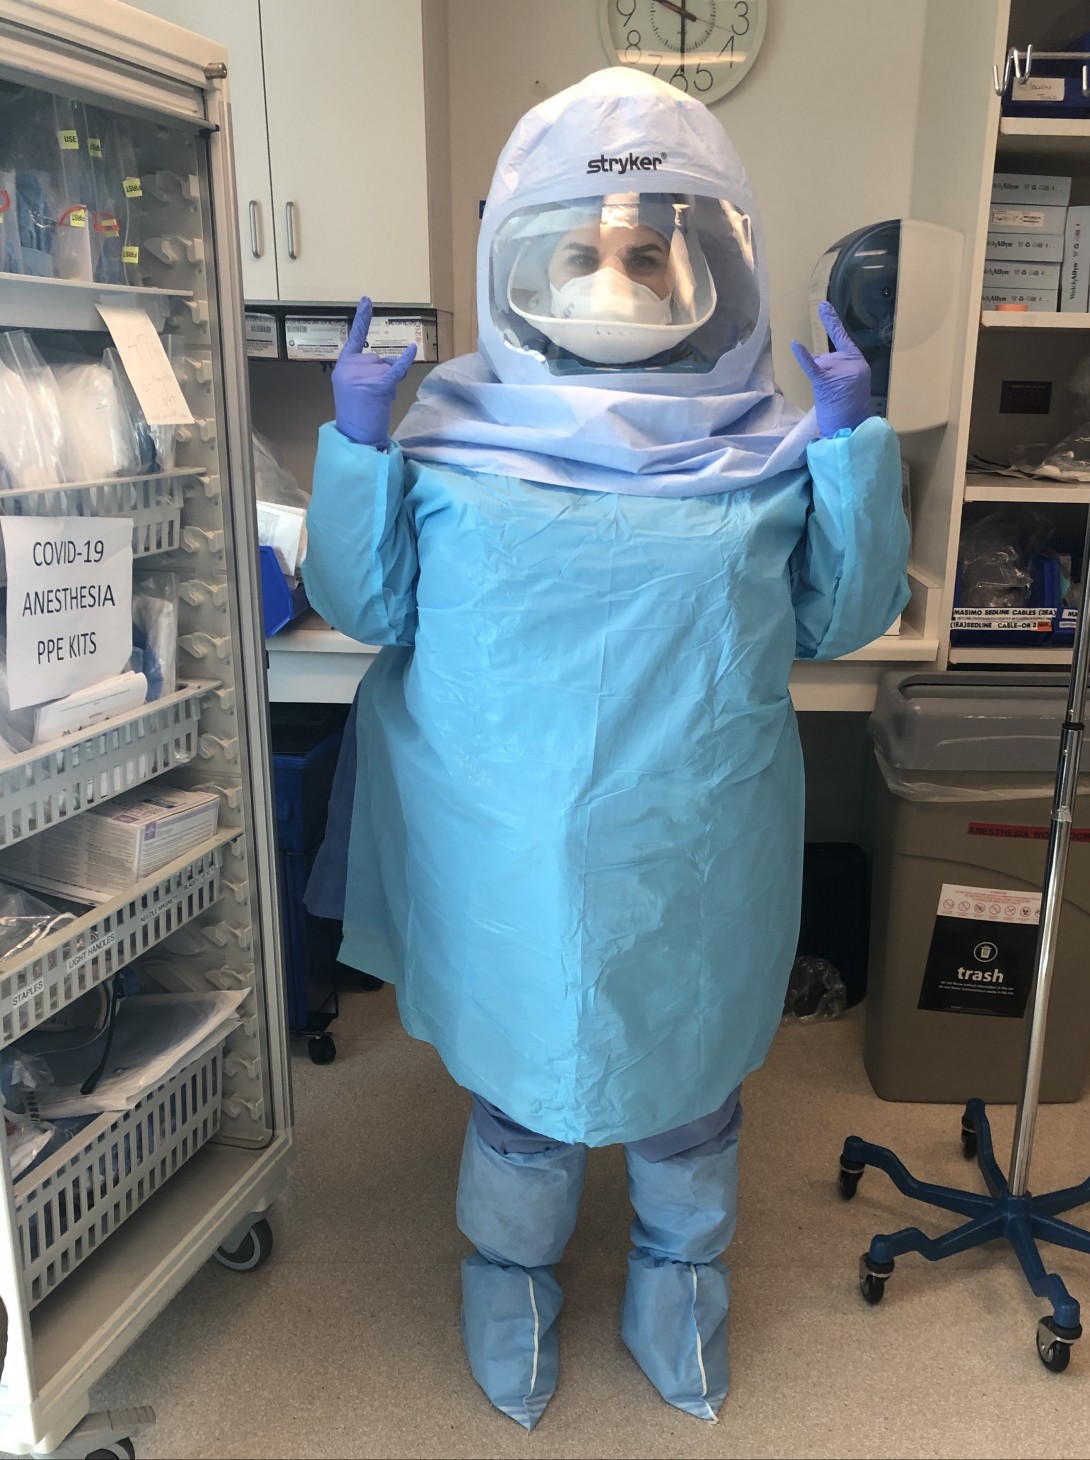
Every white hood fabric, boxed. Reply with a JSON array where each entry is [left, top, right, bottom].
[[395, 67, 816, 496]]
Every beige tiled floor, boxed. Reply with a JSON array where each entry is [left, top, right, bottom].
[[90, 986, 1090, 1459]]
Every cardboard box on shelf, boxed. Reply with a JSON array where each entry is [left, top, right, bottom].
[[987, 203, 1068, 235], [0, 786, 220, 902], [1061, 206, 1090, 313], [991, 173, 1072, 208]]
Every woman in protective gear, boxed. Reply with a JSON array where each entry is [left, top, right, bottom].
[[302, 69, 909, 1429]]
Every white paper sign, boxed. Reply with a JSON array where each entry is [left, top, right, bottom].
[[3, 516, 133, 709], [95, 303, 194, 426]]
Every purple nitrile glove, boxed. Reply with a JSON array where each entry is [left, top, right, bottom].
[[790, 300, 872, 438], [332, 296, 418, 448]]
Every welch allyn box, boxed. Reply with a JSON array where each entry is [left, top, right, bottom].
[[991, 173, 1072, 207], [987, 203, 1068, 234], [986, 232, 1066, 262], [0, 786, 220, 901]]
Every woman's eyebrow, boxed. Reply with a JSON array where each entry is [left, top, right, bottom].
[[624, 242, 667, 259]]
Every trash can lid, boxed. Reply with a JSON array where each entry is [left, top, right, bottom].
[[868, 671, 1073, 772]]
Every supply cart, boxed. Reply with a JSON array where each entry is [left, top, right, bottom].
[[0, 2, 292, 1453]]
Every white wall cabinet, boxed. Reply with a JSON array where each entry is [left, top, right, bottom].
[[127, 0, 450, 307], [128, 0, 278, 299]]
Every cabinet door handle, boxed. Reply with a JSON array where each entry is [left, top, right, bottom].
[[285, 201, 298, 260], [248, 200, 262, 259]]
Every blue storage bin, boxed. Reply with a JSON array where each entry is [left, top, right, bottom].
[[277, 842, 342, 1035], [270, 705, 347, 852], [269, 704, 350, 1041], [1002, 32, 1090, 118], [260, 544, 310, 637]]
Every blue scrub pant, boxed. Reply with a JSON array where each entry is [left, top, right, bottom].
[[457, 1088, 742, 1428]]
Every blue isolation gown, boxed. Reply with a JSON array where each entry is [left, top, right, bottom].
[[302, 414, 908, 1145]]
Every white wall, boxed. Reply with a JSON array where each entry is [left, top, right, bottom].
[[446, 0, 928, 406]]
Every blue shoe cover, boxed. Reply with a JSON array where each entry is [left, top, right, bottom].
[[621, 1253, 730, 1422], [461, 1254, 562, 1429]]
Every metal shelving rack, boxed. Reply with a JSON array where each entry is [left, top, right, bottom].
[[0, 3, 292, 1455]]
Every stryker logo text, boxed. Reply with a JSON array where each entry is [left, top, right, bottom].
[[957, 965, 1004, 984], [586, 151, 667, 175]]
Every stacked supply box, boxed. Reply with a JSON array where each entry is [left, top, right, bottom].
[[983, 174, 1071, 312]]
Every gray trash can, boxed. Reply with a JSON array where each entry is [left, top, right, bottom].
[[865, 671, 1090, 1104]]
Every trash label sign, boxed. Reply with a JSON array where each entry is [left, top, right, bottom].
[[2, 517, 133, 709], [918, 883, 1039, 1019]]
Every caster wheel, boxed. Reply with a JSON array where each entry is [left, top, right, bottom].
[[960, 1125, 978, 1160], [1037, 1332, 1072, 1373], [1037, 1317, 1079, 1373], [838, 1166, 863, 1200], [858, 1253, 893, 1306], [86, 1443, 135, 1460], [860, 1272, 887, 1305], [215, 1217, 273, 1272], [308, 1033, 336, 1064]]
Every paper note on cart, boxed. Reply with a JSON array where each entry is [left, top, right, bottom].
[[96, 303, 194, 426], [2, 516, 133, 710]]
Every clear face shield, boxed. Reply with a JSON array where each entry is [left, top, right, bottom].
[[490, 192, 760, 373]]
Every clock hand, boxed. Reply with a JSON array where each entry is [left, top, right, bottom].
[[658, 0, 700, 23]]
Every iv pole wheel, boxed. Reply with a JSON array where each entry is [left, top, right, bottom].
[[1037, 1316, 1079, 1373], [838, 1162, 863, 1200], [1037, 1330, 1072, 1373], [858, 1254, 893, 1305]]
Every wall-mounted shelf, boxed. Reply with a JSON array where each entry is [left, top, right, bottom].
[[964, 473, 1090, 503], [948, 644, 1072, 666], [998, 117, 1090, 157], [2, 275, 194, 333], [980, 311, 1090, 330]]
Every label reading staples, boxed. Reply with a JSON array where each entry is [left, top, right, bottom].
[[65, 930, 113, 973], [11, 976, 45, 1009]]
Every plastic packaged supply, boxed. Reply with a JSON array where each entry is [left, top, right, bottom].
[[958, 508, 1053, 609], [782, 956, 847, 1023], [0, 878, 74, 961], [34, 989, 246, 1116], [11, 90, 93, 282], [0, 165, 22, 274], [52, 357, 141, 482], [131, 572, 178, 701], [0, 786, 220, 902], [82, 104, 125, 287], [0, 330, 66, 490], [106, 344, 177, 473]]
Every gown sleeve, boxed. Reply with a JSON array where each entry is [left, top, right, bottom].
[[301, 422, 418, 647], [791, 416, 911, 662]]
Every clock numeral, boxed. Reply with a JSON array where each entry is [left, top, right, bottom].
[[732, 1, 751, 37], [719, 33, 736, 64], [694, 63, 714, 92], [614, 0, 637, 20], [669, 63, 690, 92], [625, 27, 642, 61]]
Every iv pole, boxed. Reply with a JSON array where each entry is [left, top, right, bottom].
[[838, 46, 1090, 1347]]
